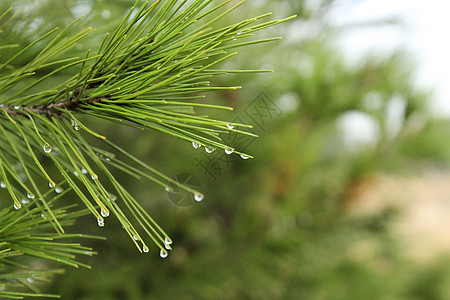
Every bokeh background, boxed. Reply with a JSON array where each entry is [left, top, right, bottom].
[[2, 0, 450, 299]]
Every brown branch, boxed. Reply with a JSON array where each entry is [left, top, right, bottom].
[[3, 96, 108, 118], [1, 50, 144, 118]]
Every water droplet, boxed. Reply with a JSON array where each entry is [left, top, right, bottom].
[[165, 186, 173, 192], [240, 154, 250, 160], [164, 243, 171, 250], [71, 119, 80, 131], [226, 124, 235, 129], [105, 157, 111, 162], [81, 168, 88, 174], [160, 249, 168, 258], [101, 208, 109, 218], [142, 245, 149, 253], [74, 171, 79, 177], [91, 174, 98, 180], [194, 192, 204, 202], [21, 198, 29, 205], [164, 236, 173, 245], [27, 192, 35, 199], [27, 277, 35, 284], [0, 181, 5, 188], [205, 147, 215, 154], [41, 213, 46, 219], [97, 216, 104, 227], [192, 141, 201, 149], [237, 31, 242, 35], [14, 203, 21, 210], [43, 143, 52, 153], [49, 181, 55, 188], [55, 187, 63, 194], [133, 235, 138, 241], [225, 147, 234, 155], [13, 105, 20, 110]]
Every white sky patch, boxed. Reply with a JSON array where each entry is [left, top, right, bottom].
[[330, 0, 450, 117], [338, 111, 380, 151]]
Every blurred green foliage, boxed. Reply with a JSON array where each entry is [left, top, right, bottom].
[[2, 0, 450, 299]]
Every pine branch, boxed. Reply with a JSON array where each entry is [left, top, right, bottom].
[[0, 192, 101, 299], [0, 0, 294, 264]]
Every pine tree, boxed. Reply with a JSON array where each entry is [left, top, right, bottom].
[[0, 1, 294, 297]]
